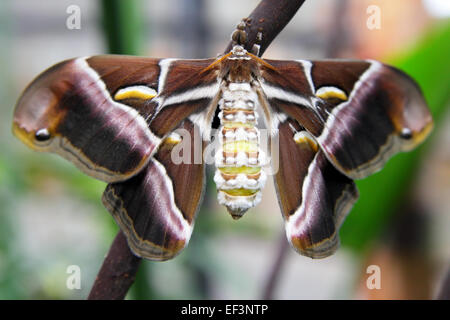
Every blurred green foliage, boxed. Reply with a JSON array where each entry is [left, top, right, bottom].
[[101, 0, 144, 56]]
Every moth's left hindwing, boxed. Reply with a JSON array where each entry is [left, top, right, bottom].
[[261, 59, 433, 180], [102, 120, 205, 260]]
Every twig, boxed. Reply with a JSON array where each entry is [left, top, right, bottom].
[[224, 0, 306, 56], [88, 232, 142, 300], [325, 0, 350, 57], [88, 0, 306, 300], [261, 233, 290, 299], [436, 266, 450, 300]]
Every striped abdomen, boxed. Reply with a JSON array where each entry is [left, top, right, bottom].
[[214, 82, 267, 219]]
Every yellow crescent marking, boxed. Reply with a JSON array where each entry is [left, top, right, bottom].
[[315, 86, 348, 101], [165, 132, 182, 145], [165, 137, 181, 145], [294, 132, 319, 152], [114, 86, 157, 101]]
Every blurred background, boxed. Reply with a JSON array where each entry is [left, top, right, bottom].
[[0, 0, 449, 299]]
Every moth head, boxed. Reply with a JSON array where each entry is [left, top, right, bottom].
[[12, 60, 72, 151]]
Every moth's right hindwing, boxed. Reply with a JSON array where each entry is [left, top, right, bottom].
[[274, 119, 359, 258]]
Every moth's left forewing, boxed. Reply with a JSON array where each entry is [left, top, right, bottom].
[[260, 59, 433, 180], [13, 55, 221, 183], [102, 120, 205, 260], [13, 55, 164, 183]]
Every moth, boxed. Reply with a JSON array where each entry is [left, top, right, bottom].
[[12, 34, 432, 261]]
